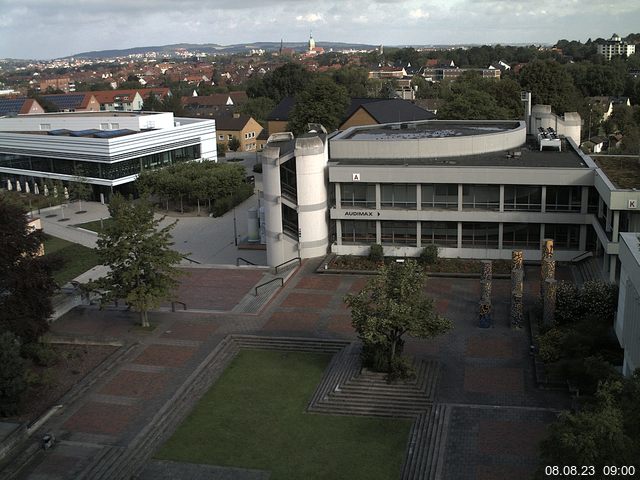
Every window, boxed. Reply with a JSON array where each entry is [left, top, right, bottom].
[[100, 123, 109, 130], [422, 184, 457, 209], [545, 224, 580, 249], [502, 223, 540, 249], [341, 183, 376, 208], [280, 158, 297, 201], [381, 184, 417, 209], [228, 134, 233, 140], [462, 223, 499, 248], [381, 221, 417, 245], [342, 220, 376, 244], [587, 186, 599, 214], [219, 135, 224, 140], [504, 186, 542, 211], [39, 124, 51, 131], [282, 204, 298, 239], [546, 186, 581, 212], [421, 222, 457, 246], [462, 185, 500, 210], [110, 123, 119, 130]]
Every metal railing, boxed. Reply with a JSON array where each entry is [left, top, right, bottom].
[[181, 255, 201, 264], [236, 257, 256, 266], [171, 301, 187, 312], [274, 256, 301, 274], [571, 251, 593, 263], [254, 277, 283, 296]]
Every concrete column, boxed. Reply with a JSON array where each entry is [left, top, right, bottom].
[[579, 224, 587, 251], [598, 196, 603, 218], [499, 185, 505, 213], [541, 186, 547, 213], [262, 148, 285, 267], [416, 184, 422, 211], [613, 211, 620, 241], [335, 183, 341, 208], [416, 221, 421, 248], [336, 220, 342, 246], [606, 206, 612, 232], [539, 223, 545, 248], [581, 186, 589, 214], [498, 223, 504, 250], [376, 220, 381, 244], [457, 222, 462, 249], [375, 183, 381, 210], [458, 184, 463, 211]]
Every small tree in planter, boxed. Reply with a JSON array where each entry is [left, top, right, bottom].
[[368, 244, 384, 264], [228, 137, 241, 152], [345, 260, 453, 380]]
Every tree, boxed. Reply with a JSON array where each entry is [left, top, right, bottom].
[[89, 195, 183, 327], [142, 92, 164, 112], [247, 63, 314, 103], [228, 136, 241, 152], [0, 332, 26, 416], [0, 198, 55, 344], [238, 96, 276, 125], [344, 260, 453, 374], [331, 66, 370, 97], [287, 77, 349, 134], [71, 166, 92, 212], [519, 59, 581, 113]]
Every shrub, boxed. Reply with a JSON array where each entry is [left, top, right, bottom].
[[419, 245, 439, 265], [252, 163, 263, 173], [22, 342, 59, 367], [211, 183, 254, 217], [368, 244, 384, 263], [581, 281, 618, 322], [555, 281, 580, 324], [216, 142, 227, 157], [387, 356, 416, 383]]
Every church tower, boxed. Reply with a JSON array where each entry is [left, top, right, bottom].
[[308, 32, 315, 52]]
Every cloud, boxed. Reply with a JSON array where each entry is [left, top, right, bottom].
[[409, 8, 430, 19], [295, 13, 324, 23]]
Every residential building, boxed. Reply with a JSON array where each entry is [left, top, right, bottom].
[[93, 90, 144, 111], [182, 92, 249, 118], [39, 77, 74, 93], [215, 114, 262, 152], [0, 111, 216, 200], [597, 34, 636, 60], [41, 93, 101, 112], [0, 98, 45, 116]]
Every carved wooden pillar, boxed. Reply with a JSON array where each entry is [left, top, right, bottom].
[[510, 250, 524, 328]]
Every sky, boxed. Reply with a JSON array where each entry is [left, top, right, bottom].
[[1, 0, 639, 59]]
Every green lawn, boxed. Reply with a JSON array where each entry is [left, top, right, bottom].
[[156, 350, 411, 480], [73, 218, 113, 233], [43, 235, 101, 285]]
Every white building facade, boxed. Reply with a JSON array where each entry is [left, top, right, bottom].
[[0, 111, 216, 199]]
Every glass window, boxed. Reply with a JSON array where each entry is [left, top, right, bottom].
[[587, 186, 599, 214], [341, 183, 376, 208], [282, 204, 298, 239], [381, 184, 417, 209], [545, 224, 580, 249], [341, 220, 376, 245], [279, 158, 297, 201], [546, 186, 582, 212], [421, 221, 457, 246], [462, 185, 500, 211], [462, 222, 499, 248], [502, 223, 540, 249], [422, 184, 458, 209], [381, 221, 417, 245], [504, 186, 542, 211]]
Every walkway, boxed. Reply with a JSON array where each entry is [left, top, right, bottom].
[[4, 259, 568, 480]]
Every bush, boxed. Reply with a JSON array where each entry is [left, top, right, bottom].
[[22, 342, 59, 367], [419, 245, 438, 265], [387, 356, 416, 383], [555, 280, 618, 325], [217, 142, 227, 157], [368, 244, 384, 263], [252, 163, 263, 173], [555, 281, 580, 324], [211, 183, 254, 217]]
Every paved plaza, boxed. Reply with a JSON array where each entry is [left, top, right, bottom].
[[4, 259, 569, 480]]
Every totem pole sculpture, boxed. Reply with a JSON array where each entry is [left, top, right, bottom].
[[479, 260, 493, 328], [510, 250, 524, 328]]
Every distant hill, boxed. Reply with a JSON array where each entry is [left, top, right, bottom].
[[69, 41, 380, 59]]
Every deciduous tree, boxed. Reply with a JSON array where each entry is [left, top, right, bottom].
[[89, 195, 183, 327], [344, 260, 452, 374], [287, 77, 349, 134]]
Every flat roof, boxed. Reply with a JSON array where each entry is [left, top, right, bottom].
[[330, 137, 588, 169], [593, 155, 640, 189], [343, 121, 521, 141], [7, 111, 163, 118]]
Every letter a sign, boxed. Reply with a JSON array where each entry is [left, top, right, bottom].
[[352, 173, 361, 182]]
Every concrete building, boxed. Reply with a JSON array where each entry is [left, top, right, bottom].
[[616, 232, 640, 376], [597, 34, 636, 61], [260, 106, 640, 286], [0, 111, 216, 199]]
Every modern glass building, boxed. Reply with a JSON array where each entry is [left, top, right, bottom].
[[0, 111, 216, 199]]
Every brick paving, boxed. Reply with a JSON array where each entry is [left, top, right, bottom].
[[63, 401, 141, 436], [14, 260, 575, 480]]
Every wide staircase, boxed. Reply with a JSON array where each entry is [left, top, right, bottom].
[[572, 256, 604, 286]]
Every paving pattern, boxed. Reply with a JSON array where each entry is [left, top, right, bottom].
[[7, 260, 572, 480]]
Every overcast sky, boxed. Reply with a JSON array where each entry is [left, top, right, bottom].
[[1, 0, 639, 59]]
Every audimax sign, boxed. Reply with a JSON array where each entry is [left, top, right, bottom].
[[344, 211, 381, 217]]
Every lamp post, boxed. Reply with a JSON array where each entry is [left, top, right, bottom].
[[233, 207, 238, 246]]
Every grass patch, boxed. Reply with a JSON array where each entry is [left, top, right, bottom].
[[43, 235, 101, 285], [73, 218, 113, 233], [156, 350, 411, 480]]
